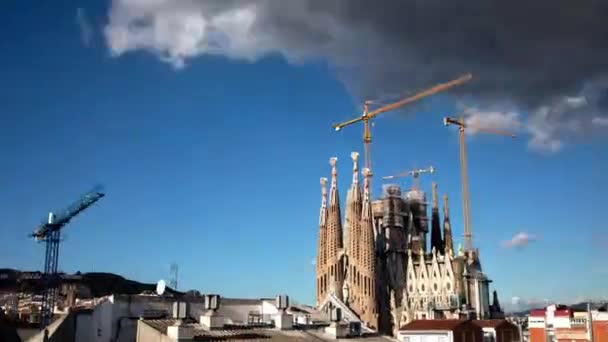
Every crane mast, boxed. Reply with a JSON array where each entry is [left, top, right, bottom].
[[443, 117, 515, 251], [32, 186, 105, 329], [332, 74, 473, 171]]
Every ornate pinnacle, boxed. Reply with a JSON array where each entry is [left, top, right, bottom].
[[351, 152, 359, 183], [330, 157, 338, 175], [320, 177, 328, 205], [443, 194, 449, 217], [362, 168, 372, 202]]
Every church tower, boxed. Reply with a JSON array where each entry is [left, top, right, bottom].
[[443, 194, 454, 253], [316, 177, 329, 305], [326, 157, 345, 300], [430, 183, 444, 252], [358, 168, 379, 329], [344, 152, 362, 309]]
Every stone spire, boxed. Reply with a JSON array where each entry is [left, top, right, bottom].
[[345, 152, 363, 308], [442, 194, 454, 253], [358, 167, 379, 329], [326, 157, 344, 300], [492, 290, 501, 311], [316, 177, 329, 305], [430, 183, 444, 253]]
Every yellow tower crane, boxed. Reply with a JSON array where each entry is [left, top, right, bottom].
[[332, 74, 473, 172], [382, 166, 435, 191], [443, 116, 516, 252]]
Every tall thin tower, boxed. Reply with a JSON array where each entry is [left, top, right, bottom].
[[430, 183, 444, 252], [169, 263, 178, 290], [344, 152, 363, 309], [326, 157, 345, 300], [316, 177, 329, 305], [359, 167, 379, 329]]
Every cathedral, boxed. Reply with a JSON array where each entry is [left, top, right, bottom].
[[315, 153, 503, 336]]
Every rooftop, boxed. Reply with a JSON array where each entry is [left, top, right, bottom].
[[400, 319, 475, 331], [141, 318, 391, 341], [472, 320, 516, 329]]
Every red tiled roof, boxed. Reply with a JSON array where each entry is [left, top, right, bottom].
[[554, 309, 571, 317], [529, 309, 546, 317], [473, 320, 516, 329], [400, 319, 473, 331]]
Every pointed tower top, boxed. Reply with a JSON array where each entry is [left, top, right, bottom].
[[330, 157, 338, 171], [432, 183, 439, 209], [351, 152, 359, 183], [319, 177, 328, 226], [329, 157, 339, 206], [320, 177, 328, 207], [443, 194, 450, 217]]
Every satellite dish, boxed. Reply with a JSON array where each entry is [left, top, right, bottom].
[[156, 279, 166, 296]]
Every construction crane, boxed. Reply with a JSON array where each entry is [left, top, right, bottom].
[[382, 166, 435, 190], [443, 116, 515, 252], [332, 74, 473, 171], [31, 186, 105, 329]]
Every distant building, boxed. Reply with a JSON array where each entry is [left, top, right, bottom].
[[315, 154, 503, 336], [472, 319, 519, 342], [528, 304, 608, 342], [397, 319, 483, 342]]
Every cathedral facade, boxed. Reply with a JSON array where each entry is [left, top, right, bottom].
[[315, 153, 503, 336]]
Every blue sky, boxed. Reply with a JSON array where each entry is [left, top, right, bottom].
[[1, 2, 607, 307]]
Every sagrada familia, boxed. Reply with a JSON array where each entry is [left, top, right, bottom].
[[315, 153, 503, 336]]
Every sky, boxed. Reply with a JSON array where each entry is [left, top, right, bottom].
[[1, 1, 607, 308]]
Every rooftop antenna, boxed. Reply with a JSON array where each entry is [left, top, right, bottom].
[[156, 279, 166, 296], [169, 263, 178, 291]]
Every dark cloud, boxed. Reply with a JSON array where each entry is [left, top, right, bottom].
[[105, 0, 608, 150]]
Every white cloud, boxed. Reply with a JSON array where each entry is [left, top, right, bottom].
[[592, 116, 608, 126], [502, 232, 537, 249], [103, 1, 280, 69], [511, 296, 521, 305], [565, 96, 587, 108], [463, 108, 521, 135], [76, 8, 93, 47]]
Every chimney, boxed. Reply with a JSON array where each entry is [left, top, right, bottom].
[[273, 295, 293, 330], [200, 295, 223, 330], [167, 301, 193, 340]]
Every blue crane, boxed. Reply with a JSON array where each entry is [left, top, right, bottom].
[[31, 185, 105, 329]]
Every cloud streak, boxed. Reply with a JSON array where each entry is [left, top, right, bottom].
[[76, 8, 93, 47], [502, 232, 537, 249], [103, 0, 608, 151]]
